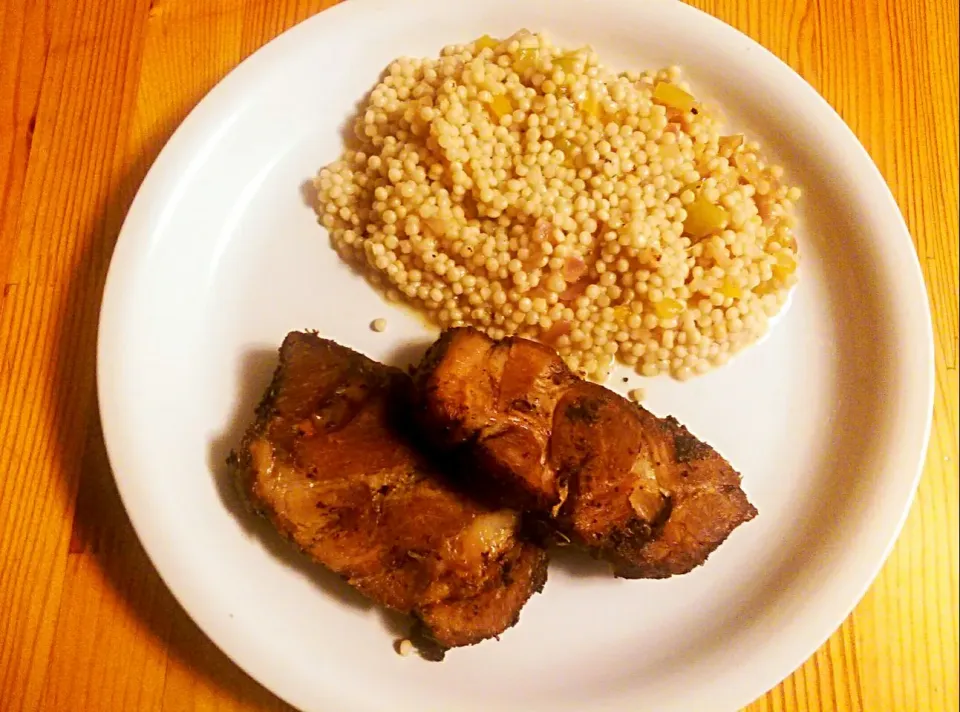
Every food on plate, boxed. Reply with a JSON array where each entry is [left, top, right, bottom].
[[230, 331, 547, 656], [414, 327, 757, 578], [314, 30, 801, 382]]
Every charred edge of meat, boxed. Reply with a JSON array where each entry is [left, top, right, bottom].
[[723, 484, 759, 521], [226, 448, 266, 518], [252, 360, 285, 424], [247, 331, 324, 428], [410, 332, 470, 449], [606, 496, 677, 579], [412, 328, 460, 392], [610, 556, 672, 580], [409, 619, 448, 662], [729, 485, 758, 514], [661, 415, 713, 463], [530, 551, 549, 593]]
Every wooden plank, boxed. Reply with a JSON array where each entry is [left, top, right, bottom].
[[0, 0, 152, 710], [0, 0, 50, 296], [42, 422, 173, 712]]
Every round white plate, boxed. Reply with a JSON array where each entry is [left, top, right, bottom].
[[97, 1, 934, 710]]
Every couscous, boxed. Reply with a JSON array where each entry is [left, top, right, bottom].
[[314, 31, 800, 382]]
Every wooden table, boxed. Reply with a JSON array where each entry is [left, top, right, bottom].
[[0, 1, 956, 710]]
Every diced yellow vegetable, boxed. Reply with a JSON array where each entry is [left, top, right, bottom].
[[654, 297, 685, 320], [553, 52, 579, 73], [772, 250, 798, 281], [475, 34, 499, 51], [683, 196, 730, 239], [487, 95, 514, 119], [513, 47, 539, 73], [734, 153, 762, 183], [652, 81, 697, 113], [580, 93, 600, 117], [719, 276, 743, 299], [718, 134, 744, 155]]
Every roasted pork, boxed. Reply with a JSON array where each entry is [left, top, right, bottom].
[[231, 332, 547, 653], [414, 327, 757, 578]]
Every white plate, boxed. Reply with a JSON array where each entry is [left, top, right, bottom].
[[97, 1, 934, 710]]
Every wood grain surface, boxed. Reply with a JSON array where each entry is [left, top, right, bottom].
[[0, 1, 956, 710]]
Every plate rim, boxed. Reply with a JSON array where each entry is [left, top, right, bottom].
[[96, 0, 935, 710]]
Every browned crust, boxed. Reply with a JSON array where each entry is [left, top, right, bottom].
[[602, 413, 758, 578], [414, 327, 757, 579], [231, 331, 547, 652]]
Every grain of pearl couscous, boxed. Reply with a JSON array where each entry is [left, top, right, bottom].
[[628, 387, 646, 403], [314, 31, 801, 382]]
